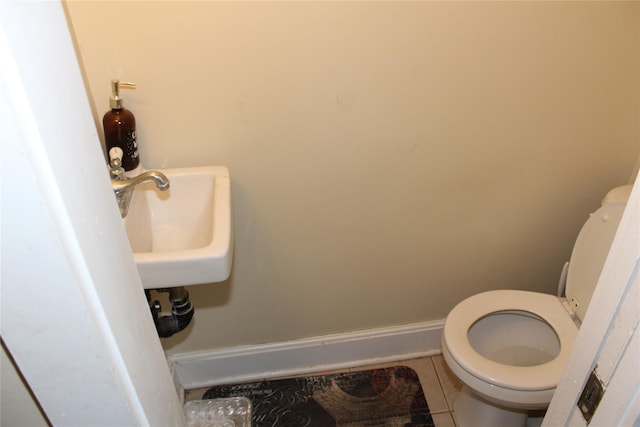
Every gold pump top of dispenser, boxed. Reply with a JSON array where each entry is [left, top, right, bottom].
[[109, 80, 136, 109]]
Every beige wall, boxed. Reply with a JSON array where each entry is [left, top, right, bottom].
[[65, 1, 639, 355], [2, 345, 49, 426]]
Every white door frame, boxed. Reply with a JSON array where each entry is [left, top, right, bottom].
[[544, 176, 639, 426], [1, 2, 185, 425]]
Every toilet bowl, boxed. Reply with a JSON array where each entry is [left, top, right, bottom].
[[441, 186, 630, 427]]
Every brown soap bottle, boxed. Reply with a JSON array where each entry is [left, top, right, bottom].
[[103, 80, 139, 171]]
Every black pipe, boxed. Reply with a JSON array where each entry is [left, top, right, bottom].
[[146, 287, 194, 338]]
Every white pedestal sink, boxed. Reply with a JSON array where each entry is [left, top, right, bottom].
[[122, 165, 232, 289]]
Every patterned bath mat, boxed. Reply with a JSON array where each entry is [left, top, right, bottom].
[[202, 365, 434, 427]]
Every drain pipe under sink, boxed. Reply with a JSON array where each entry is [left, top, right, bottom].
[[146, 287, 194, 338]]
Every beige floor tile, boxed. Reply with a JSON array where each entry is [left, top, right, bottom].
[[399, 357, 449, 414], [348, 357, 411, 372], [184, 386, 207, 402], [432, 354, 462, 411], [432, 412, 457, 427]]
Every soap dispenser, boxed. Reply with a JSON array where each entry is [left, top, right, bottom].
[[103, 80, 139, 172]]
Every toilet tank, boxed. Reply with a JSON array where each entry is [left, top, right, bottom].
[[565, 186, 630, 321]]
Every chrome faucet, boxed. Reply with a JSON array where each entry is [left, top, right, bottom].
[[108, 148, 170, 218]]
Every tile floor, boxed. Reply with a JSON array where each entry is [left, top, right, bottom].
[[185, 354, 463, 427]]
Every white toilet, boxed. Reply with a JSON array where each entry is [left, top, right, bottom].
[[441, 185, 631, 427]]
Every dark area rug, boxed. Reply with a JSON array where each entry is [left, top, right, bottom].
[[203, 365, 434, 427]]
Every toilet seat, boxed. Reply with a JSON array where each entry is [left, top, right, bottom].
[[443, 289, 578, 392]]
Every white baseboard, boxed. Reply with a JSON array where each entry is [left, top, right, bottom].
[[169, 319, 445, 390]]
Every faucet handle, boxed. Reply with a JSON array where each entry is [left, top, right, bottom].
[[108, 147, 126, 180], [109, 147, 124, 163]]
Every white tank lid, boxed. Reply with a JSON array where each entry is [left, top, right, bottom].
[[565, 194, 628, 321], [601, 184, 633, 205]]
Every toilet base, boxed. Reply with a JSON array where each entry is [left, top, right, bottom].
[[453, 386, 528, 427]]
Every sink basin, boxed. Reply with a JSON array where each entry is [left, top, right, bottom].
[[122, 166, 232, 289]]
